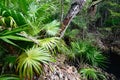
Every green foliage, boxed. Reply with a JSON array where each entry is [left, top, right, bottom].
[[80, 68, 106, 80], [26, 1, 60, 35], [0, 8, 26, 26], [44, 20, 60, 36], [0, 0, 60, 36], [0, 16, 17, 28], [0, 0, 73, 79], [109, 10, 120, 17], [65, 29, 80, 39], [2, 55, 17, 72], [0, 0, 114, 79], [39, 37, 60, 53], [98, 0, 120, 26], [0, 75, 20, 80], [0, 26, 31, 47], [0, 1, 63, 79], [17, 46, 55, 79], [67, 41, 107, 68], [38, 37, 68, 54]]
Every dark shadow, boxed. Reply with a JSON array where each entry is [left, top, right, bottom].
[[106, 52, 120, 79]]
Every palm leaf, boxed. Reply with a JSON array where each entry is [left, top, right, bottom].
[[0, 26, 32, 48], [0, 75, 20, 80], [1, 38, 19, 47], [9, 10, 26, 26], [80, 68, 106, 80], [0, 25, 28, 36], [0, 35, 31, 41], [17, 47, 55, 79], [44, 20, 60, 36], [38, 37, 60, 54], [68, 41, 107, 67], [80, 68, 98, 80], [0, 76, 19, 80]]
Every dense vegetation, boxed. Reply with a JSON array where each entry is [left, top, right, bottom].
[[0, 0, 120, 80]]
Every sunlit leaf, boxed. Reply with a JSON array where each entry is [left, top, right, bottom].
[[17, 47, 55, 79]]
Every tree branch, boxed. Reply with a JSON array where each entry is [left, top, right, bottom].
[[57, 0, 86, 38]]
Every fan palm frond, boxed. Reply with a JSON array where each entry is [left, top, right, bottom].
[[17, 46, 54, 79], [38, 37, 68, 54], [44, 20, 60, 36], [38, 37, 60, 54]]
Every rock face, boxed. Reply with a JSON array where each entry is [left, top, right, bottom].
[[42, 63, 81, 80], [37, 54, 81, 80]]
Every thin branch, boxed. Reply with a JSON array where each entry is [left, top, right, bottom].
[[60, 0, 64, 23]]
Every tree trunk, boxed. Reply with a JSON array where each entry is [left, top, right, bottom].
[[57, 0, 86, 38]]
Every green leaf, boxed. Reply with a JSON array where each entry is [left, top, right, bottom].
[[67, 41, 107, 68], [0, 25, 28, 36], [1, 38, 19, 47], [17, 47, 55, 79], [44, 20, 60, 36], [80, 68, 106, 80], [1, 35, 31, 41], [0, 75, 20, 80], [38, 37, 61, 54]]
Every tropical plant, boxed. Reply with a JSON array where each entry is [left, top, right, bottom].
[[98, 0, 120, 27], [0, 0, 115, 80], [80, 68, 106, 80], [38, 37, 68, 55], [0, 1, 65, 79], [0, 0, 60, 36], [65, 29, 80, 39], [0, 27, 31, 47], [17, 46, 55, 79], [43, 20, 60, 36], [39, 37, 60, 53], [67, 41, 107, 68], [0, 0, 74, 80]]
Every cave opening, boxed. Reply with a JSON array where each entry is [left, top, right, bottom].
[[106, 52, 120, 79]]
